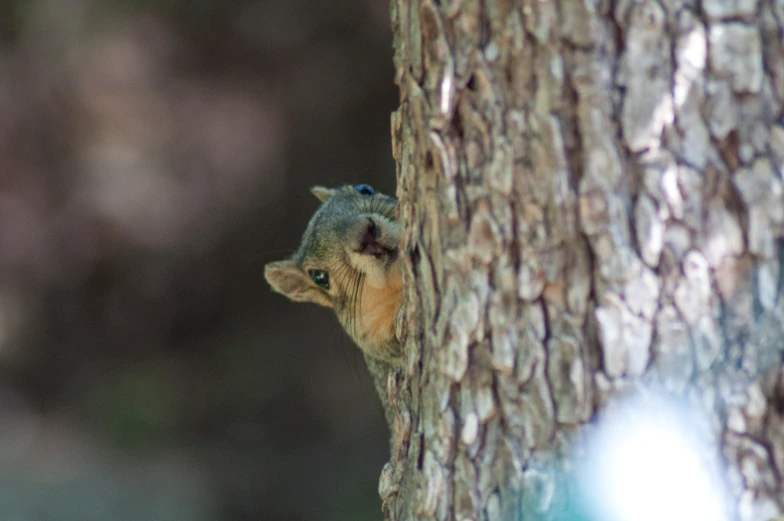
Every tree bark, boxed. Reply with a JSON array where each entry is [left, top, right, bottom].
[[383, 0, 784, 519]]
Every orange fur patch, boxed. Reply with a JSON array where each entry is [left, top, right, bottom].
[[357, 263, 404, 357]]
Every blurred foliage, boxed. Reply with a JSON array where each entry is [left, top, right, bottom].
[[0, 1, 20, 47], [88, 358, 186, 448], [0, 0, 396, 519]]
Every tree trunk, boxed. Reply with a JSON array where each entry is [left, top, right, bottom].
[[383, 0, 784, 519]]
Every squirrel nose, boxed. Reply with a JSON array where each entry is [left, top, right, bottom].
[[360, 218, 383, 257]]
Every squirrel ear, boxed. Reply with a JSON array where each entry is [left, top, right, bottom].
[[310, 186, 336, 204], [264, 260, 333, 309]]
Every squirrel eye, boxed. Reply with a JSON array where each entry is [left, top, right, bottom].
[[308, 269, 330, 290], [355, 184, 375, 196]]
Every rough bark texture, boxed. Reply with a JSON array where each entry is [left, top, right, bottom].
[[382, 0, 784, 519]]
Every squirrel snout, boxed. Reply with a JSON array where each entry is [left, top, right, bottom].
[[359, 218, 391, 258]]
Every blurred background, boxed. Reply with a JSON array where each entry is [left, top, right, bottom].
[[0, 0, 397, 519]]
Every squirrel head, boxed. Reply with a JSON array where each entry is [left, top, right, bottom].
[[265, 184, 403, 362]]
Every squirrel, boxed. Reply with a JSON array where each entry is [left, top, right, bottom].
[[265, 184, 404, 421]]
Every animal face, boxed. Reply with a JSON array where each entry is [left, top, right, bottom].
[[264, 184, 403, 361]]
